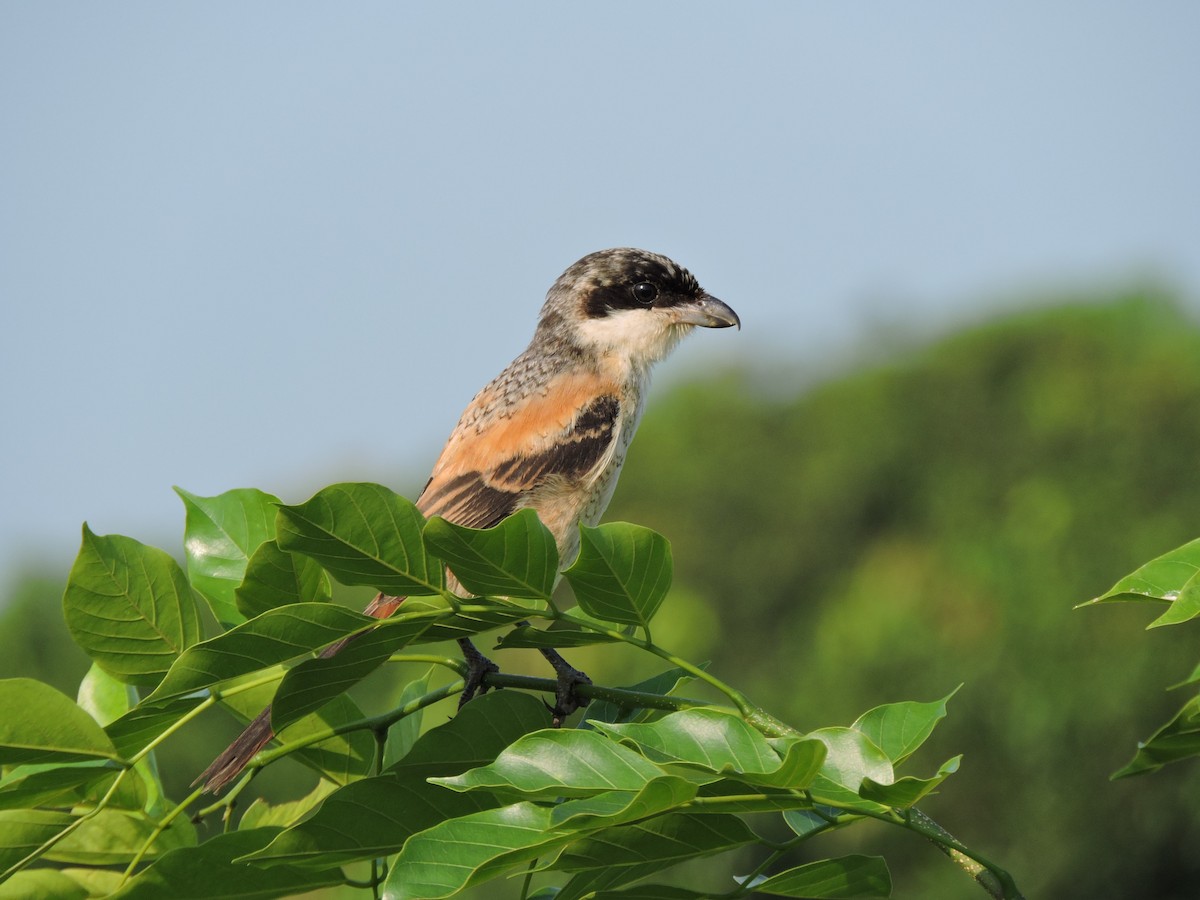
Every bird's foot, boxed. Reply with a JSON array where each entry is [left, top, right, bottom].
[[541, 648, 592, 727], [457, 638, 500, 709]]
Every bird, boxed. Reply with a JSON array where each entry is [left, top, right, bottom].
[[197, 247, 740, 792]]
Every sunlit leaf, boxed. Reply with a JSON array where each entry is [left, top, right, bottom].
[[382, 801, 573, 900], [858, 755, 960, 807], [565, 523, 672, 630], [276, 482, 443, 594], [1149, 571, 1200, 628], [432, 729, 666, 801], [593, 708, 824, 789], [1084, 537, 1200, 606], [851, 689, 957, 764], [63, 525, 201, 686], [176, 486, 279, 626], [549, 777, 698, 831], [423, 509, 559, 600], [806, 728, 893, 811]]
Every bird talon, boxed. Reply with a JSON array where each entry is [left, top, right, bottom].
[[458, 638, 500, 709], [550, 665, 592, 727]]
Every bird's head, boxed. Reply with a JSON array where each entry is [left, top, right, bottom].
[[537, 248, 739, 373]]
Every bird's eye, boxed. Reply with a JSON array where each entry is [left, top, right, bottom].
[[632, 282, 658, 305]]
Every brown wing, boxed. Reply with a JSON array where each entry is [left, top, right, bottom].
[[417, 373, 621, 531]]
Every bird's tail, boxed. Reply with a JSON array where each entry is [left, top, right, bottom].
[[194, 704, 275, 793], [196, 593, 407, 793]]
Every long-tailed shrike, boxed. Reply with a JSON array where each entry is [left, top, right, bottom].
[[199, 247, 739, 791]]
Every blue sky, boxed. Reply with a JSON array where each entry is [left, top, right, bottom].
[[2, 4, 1198, 590]]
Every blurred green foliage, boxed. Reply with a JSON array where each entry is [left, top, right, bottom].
[[3, 285, 1199, 898], [610, 287, 1200, 899]]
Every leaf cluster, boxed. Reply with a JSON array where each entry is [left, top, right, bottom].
[[1085, 538, 1200, 778], [0, 484, 1018, 898]]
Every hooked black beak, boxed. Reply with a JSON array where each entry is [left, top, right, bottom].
[[674, 293, 741, 330]]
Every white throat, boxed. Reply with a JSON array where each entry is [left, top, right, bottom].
[[572, 309, 691, 382]]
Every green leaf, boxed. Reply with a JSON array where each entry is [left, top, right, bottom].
[[592, 708, 825, 789], [382, 668, 433, 770], [104, 678, 374, 787], [246, 691, 550, 868], [40, 807, 195, 865], [176, 486, 279, 626], [806, 728, 893, 811], [1084, 537, 1200, 606], [549, 777, 699, 831], [105, 693, 209, 759], [0, 809, 76, 874], [105, 827, 344, 900], [756, 738, 829, 789], [236, 539, 332, 619], [752, 854, 892, 897], [432, 729, 666, 801], [77, 661, 137, 728], [77, 664, 166, 815], [495, 624, 620, 649], [423, 509, 559, 600], [562, 868, 709, 900], [858, 755, 961, 807], [0, 763, 120, 811], [276, 482, 443, 594], [783, 807, 839, 840], [269, 615, 434, 732], [565, 523, 672, 630], [412, 605, 532, 643], [557, 812, 756, 870], [851, 689, 957, 764], [242, 685, 376, 787], [550, 813, 756, 897], [383, 801, 575, 900], [142, 602, 373, 704], [1149, 570, 1200, 627], [588, 887, 707, 900], [1113, 693, 1200, 778], [0, 678, 118, 765], [387, 689, 552, 780], [63, 525, 202, 686], [0, 869, 90, 900], [693, 779, 812, 813], [238, 780, 337, 831], [243, 773, 495, 870]]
